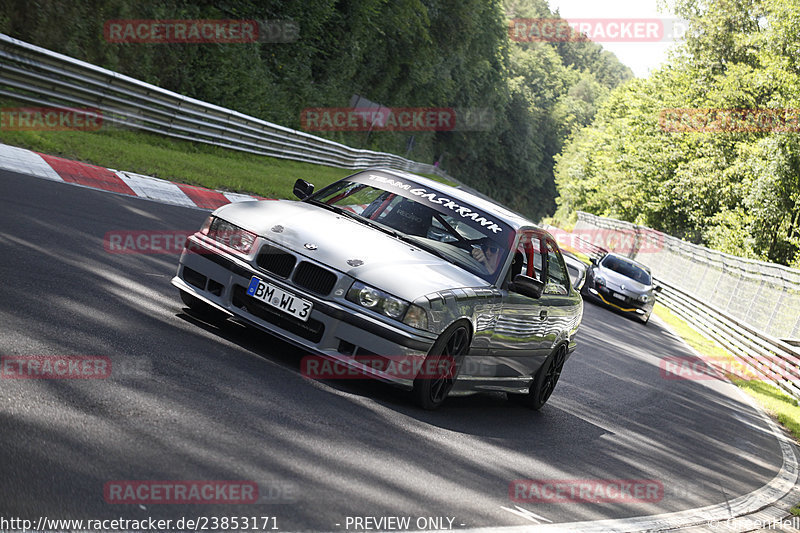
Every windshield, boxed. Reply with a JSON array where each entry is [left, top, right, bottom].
[[310, 174, 513, 283], [601, 255, 652, 285]]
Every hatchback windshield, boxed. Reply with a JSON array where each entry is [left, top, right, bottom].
[[601, 254, 652, 285], [311, 175, 512, 283]]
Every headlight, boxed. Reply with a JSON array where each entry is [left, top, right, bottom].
[[383, 296, 407, 319], [357, 286, 382, 308], [199, 216, 213, 235], [638, 294, 650, 303], [403, 304, 429, 330], [206, 217, 257, 254], [595, 275, 606, 287], [347, 282, 412, 322]]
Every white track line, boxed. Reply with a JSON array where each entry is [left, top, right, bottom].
[[470, 316, 800, 533]]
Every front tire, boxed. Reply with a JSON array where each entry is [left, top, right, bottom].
[[511, 345, 567, 410], [412, 321, 471, 410]]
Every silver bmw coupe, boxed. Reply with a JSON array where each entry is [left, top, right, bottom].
[[173, 169, 583, 409]]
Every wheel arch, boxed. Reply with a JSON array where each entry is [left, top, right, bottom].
[[430, 317, 474, 355]]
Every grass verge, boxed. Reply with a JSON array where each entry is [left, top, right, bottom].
[[0, 98, 452, 198], [653, 303, 800, 443], [0, 126, 354, 199], [560, 246, 593, 265]]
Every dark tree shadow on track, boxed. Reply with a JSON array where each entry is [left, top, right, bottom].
[[0, 172, 792, 530]]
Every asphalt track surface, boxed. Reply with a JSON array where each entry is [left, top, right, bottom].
[[0, 168, 787, 531]]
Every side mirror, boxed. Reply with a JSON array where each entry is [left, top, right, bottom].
[[654, 284, 663, 293], [510, 274, 545, 299], [293, 179, 314, 200], [589, 257, 598, 266]]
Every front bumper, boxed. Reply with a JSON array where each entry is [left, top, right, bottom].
[[172, 234, 437, 389], [586, 284, 653, 315]]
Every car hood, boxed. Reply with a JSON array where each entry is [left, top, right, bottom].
[[596, 267, 651, 294], [214, 200, 491, 300]]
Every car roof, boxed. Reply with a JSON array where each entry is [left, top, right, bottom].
[[359, 168, 542, 233]]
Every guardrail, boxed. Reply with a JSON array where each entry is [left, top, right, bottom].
[[574, 211, 800, 342], [557, 212, 800, 400], [657, 279, 800, 400], [0, 33, 453, 180]]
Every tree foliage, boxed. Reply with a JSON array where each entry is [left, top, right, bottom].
[[555, 0, 800, 266], [0, 0, 631, 221]]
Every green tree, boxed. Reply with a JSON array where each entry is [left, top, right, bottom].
[[554, 0, 800, 266], [0, 0, 631, 221]]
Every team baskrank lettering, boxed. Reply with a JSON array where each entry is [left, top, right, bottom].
[[366, 175, 504, 234], [409, 188, 503, 233]]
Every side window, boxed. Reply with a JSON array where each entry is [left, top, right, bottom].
[[507, 232, 544, 283], [545, 240, 570, 295], [531, 237, 544, 281], [508, 246, 527, 282]]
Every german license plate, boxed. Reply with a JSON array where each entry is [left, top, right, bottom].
[[246, 276, 313, 322], [612, 292, 626, 301]]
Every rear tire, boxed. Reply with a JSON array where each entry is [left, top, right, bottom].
[[412, 321, 470, 410], [180, 291, 228, 323], [510, 345, 567, 410]]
